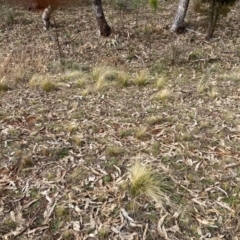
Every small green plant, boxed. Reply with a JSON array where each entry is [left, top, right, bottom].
[[98, 227, 110, 239], [2, 219, 18, 233], [55, 205, 69, 219], [29, 188, 40, 199], [106, 145, 124, 157], [168, 44, 182, 65], [68, 167, 87, 182], [151, 142, 161, 157], [20, 157, 34, 169], [3, 8, 14, 26], [45, 171, 56, 180], [149, 0, 158, 11], [51, 219, 62, 233], [119, 128, 134, 138], [50, 148, 69, 159]]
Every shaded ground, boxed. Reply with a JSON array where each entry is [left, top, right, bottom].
[[0, 1, 240, 239]]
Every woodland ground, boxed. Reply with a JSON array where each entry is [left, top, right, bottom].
[[0, 0, 240, 239]]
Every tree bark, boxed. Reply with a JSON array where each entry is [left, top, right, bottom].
[[170, 0, 190, 33], [42, 5, 53, 30], [206, 0, 221, 39], [92, 0, 111, 37]]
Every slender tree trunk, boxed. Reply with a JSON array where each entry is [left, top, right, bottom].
[[171, 0, 190, 33], [42, 5, 53, 30], [92, 0, 111, 36], [206, 0, 221, 39]]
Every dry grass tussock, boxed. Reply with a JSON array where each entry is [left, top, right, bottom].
[[126, 161, 169, 205], [0, 1, 240, 239], [29, 74, 57, 91], [93, 66, 129, 91], [0, 77, 10, 91]]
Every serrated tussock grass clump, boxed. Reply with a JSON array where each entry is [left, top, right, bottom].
[[116, 71, 129, 87], [0, 78, 10, 91], [127, 161, 167, 204], [133, 70, 149, 86], [29, 74, 57, 92], [55, 205, 69, 219], [197, 79, 208, 93], [209, 87, 219, 98], [220, 71, 240, 82], [146, 116, 164, 125], [92, 67, 108, 90], [135, 126, 148, 140], [92, 66, 129, 91], [106, 145, 124, 157], [41, 78, 57, 92], [61, 70, 84, 81], [81, 87, 93, 96], [192, 0, 202, 13], [156, 76, 168, 89], [13, 69, 30, 83], [155, 88, 172, 100], [29, 74, 44, 87], [60, 70, 89, 88], [65, 121, 79, 134]]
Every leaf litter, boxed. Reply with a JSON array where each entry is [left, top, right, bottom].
[[0, 0, 240, 239]]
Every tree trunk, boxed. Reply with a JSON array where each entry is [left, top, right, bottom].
[[170, 0, 190, 33], [42, 5, 53, 30], [206, 0, 221, 39], [92, 0, 111, 37]]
